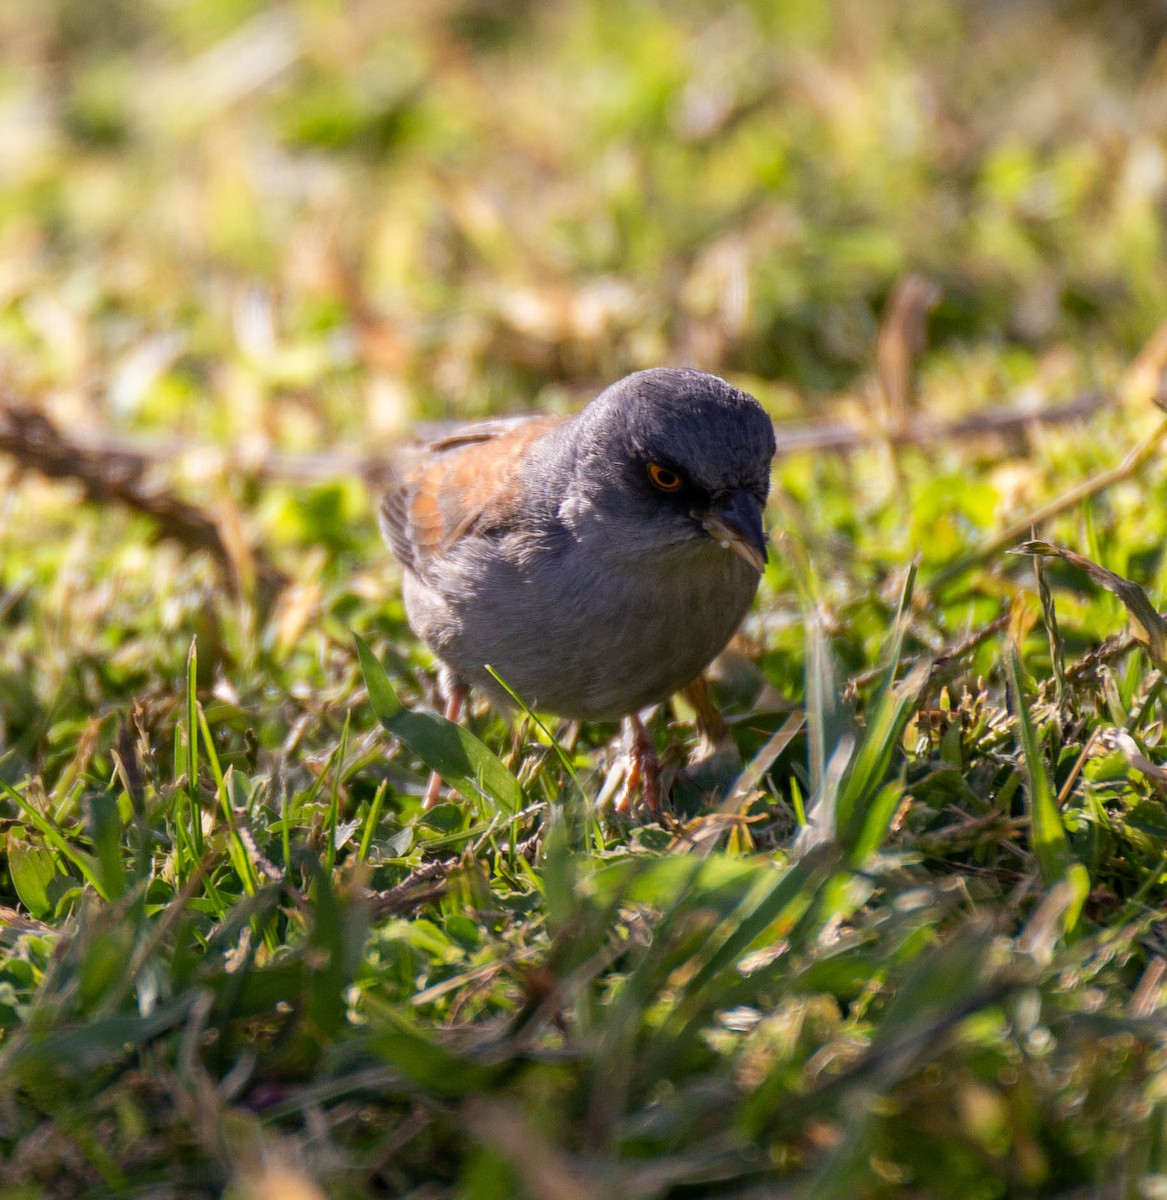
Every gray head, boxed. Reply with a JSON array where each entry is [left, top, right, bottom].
[[561, 368, 777, 569]]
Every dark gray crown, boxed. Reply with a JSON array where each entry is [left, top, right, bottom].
[[580, 367, 776, 496]]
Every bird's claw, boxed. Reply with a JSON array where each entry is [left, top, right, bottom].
[[615, 714, 660, 815]]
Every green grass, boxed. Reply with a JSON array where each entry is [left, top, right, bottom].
[[6, 1, 1167, 1196]]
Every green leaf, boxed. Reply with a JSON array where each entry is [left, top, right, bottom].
[[77, 928, 134, 1010], [847, 778, 906, 866], [186, 636, 204, 859], [8, 839, 61, 918], [836, 660, 930, 862], [541, 812, 574, 932], [679, 845, 838, 1007], [10, 997, 199, 1077], [381, 824, 414, 859], [305, 857, 365, 1040], [87, 792, 128, 902], [1008, 645, 1081, 910], [357, 780, 391, 864], [0, 780, 108, 899], [420, 803, 465, 833], [486, 664, 587, 800], [368, 1008, 496, 1096], [806, 612, 844, 796], [354, 634, 522, 814]]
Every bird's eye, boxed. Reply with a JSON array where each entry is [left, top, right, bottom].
[[647, 462, 683, 492]]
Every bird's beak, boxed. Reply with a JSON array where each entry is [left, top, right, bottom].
[[698, 490, 768, 573]]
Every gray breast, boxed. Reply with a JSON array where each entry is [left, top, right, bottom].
[[408, 532, 759, 720]]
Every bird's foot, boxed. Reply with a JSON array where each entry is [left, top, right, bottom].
[[615, 713, 660, 816], [422, 684, 466, 810], [680, 675, 733, 757]]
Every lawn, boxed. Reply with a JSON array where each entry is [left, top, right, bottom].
[[4, 2, 1167, 1196]]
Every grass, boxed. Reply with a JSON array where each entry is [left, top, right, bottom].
[[6, 1, 1167, 1196]]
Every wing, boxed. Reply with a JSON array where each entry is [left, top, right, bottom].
[[379, 414, 565, 578]]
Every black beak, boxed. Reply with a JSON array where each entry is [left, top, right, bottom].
[[698, 490, 768, 573]]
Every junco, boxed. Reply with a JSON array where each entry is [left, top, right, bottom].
[[380, 367, 777, 812]]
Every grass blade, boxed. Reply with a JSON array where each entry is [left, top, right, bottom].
[[326, 710, 351, 874], [185, 637, 204, 858], [354, 634, 523, 814], [1007, 644, 1089, 932], [836, 659, 930, 859]]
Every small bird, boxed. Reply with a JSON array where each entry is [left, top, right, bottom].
[[379, 367, 777, 812]]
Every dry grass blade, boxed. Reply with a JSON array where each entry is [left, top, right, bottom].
[[1130, 957, 1167, 1018], [876, 272, 940, 430], [677, 710, 805, 855], [370, 858, 457, 918], [1017, 539, 1167, 667]]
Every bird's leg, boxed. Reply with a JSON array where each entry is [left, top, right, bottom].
[[680, 675, 732, 755], [615, 712, 660, 815], [422, 684, 466, 810], [677, 674, 742, 799]]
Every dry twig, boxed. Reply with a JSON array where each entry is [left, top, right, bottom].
[[0, 400, 287, 597], [3, 391, 1107, 488]]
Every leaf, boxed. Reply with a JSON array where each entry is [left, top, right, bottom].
[[1033, 553, 1067, 707], [305, 857, 363, 1040], [357, 781, 391, 864], [8, 839, 61, 918], [354, 634, 522, 814], [87, 792, 128, 902], [185, 636, 204, 858], [420, 803, 465, 833], [0, 779, 107, 899], [9, 997, 200, 1078], [368, 1008, 496, 1096], [847, 779, 906, 866], [683, 710, 805, 856], [805, 612, 841, 797], [1016, 539, 1167, 666], [679, 845, 839, 1007], [382, 826, 414, 858], [836, 660, 930, 862], [486, 665, 587, 800], [1007, 645, 1082, 922]]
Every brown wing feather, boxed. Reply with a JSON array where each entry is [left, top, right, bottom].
[[379, 414, 564, 578]]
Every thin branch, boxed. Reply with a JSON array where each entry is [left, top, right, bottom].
[[0, 400, 287, 596], [1, 390, 1108, 491], [775, 388, 1103, 458]]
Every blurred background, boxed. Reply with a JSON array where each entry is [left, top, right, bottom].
[[4, 0, 1167, 447], [6, 0, 1167, 715]]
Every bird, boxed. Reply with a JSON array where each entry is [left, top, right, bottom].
[[379, 367, 777, 813]]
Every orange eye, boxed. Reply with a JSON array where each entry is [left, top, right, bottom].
[[647, 462, 683, 491]]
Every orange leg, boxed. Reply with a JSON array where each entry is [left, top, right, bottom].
[[615, 712, 660, 815], [422, 686, 465, 810]]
